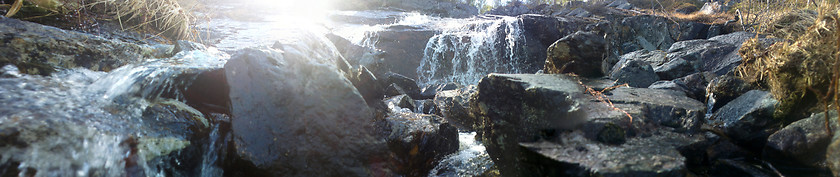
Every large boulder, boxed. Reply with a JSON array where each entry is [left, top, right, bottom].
[[225, 37, 385, 176], [609, 59, 660, 88], [469, 74, 705, 176], [765, 111, 838, 169], [0, 17, 161, 75], [708, 90, 780, 150], [375, 112, 459, 176], [544, 31, 609, 77], [666, 39, 740, 75], [372, 27, 437, 79]]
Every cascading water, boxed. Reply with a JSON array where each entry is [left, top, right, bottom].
[[0, 46, 230, 176], [417, 15, 530, 86]]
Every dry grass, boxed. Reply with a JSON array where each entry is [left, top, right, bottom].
[[89, 0, 196, 40], [737, 4, 840, 120], [648, 11, 736, 24]]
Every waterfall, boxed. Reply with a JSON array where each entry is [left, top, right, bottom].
[[417, 16, 530, 86]]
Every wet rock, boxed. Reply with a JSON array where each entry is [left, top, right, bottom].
[[420, 82, 459, 99], [544, 31, 609, 77], [385, 94, 416, 113], [225, 43, 385, 176], [142, 99, 210, 139], [655, 57, 698, 80], [708, 90, 780, 150], [706, 75, 754, 113], [666, 39, 740, 75], [764, 111, 837, 169], [325, 33, 384, 70], [350, 66, 384, 103], [415, 99, 438, 115], [468, 74, 705, 176], [382, 73, 422, 99], [519, 130, 704, 177], [373, 28, 437, 79], [434, 85, 477, 131], [0, 17, 160, 75], [830, 131, 840, 177], [609, 59, 660, 88], [375, 112, 458, 177], [181, 68, 231, 115]]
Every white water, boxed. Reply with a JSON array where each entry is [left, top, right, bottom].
[[418, 15, 530, 86]]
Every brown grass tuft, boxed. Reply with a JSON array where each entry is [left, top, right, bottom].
[[737, 4, 840, 119], [90, 0, 196, 40]]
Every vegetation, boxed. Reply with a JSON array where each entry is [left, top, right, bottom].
[[737, 2, 840, 123], [1, 0, 197, 40]]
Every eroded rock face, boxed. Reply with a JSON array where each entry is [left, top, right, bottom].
[[0, 17, 161, 75], [225, 40, 385, 176], [544, 31, 609, 77]]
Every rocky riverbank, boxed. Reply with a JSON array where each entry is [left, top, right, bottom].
[[1, 0, 839, 176]]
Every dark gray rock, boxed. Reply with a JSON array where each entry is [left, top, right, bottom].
[[566, 8, 592, 18], [373, 28, 437, 79], [607, 0, 633, 10], [544, 31, 609, 77], [673, 72, 716, 100], [382, 73, 422, 99], [666, 39, 740, 75], [523, 15, 592, 74], [469, 74, 705, 176], [520, 130, 704, 177], [765, 111, 837, 169], [0, 17, 160, 75], [655, 57, 698, 80], [708, 159, 780, 177], [618, 49, 669, 67], [225, 44, 384, 176], [420, 82, 460, 99], [434, 85, 477, 131], [610, 60, 660, 88], [350, 66, 384, 104], [384, 94, 416, 113], [709, 90, 780, 150], [709, 31, 765, 47], [415, 99, 438, 115], [469, 74, 587, 177], [375, 112, 458, 177], [706, 75, 754, 113], [606, 87, 706, 131]]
